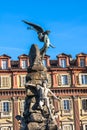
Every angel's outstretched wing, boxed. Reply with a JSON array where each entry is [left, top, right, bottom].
[[22, 20, 44, 33]]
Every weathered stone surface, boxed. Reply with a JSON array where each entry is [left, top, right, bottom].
[[26, 71, 47, 85], [47, 125, 58, 130], [29, 44, 45, 71], [17, 44, 58, 130], [29, 112, 45, 122], [27, 122, 45, 130]]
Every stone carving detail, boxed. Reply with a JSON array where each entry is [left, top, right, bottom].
[[16, 21, 59, 130]]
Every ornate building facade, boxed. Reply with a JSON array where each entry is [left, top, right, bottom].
[[0, 53, 87, 130]]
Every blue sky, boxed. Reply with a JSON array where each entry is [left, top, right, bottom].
[[0, 0, 87, 60]]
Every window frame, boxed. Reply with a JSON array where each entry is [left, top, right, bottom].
[[58, 74, 71, 87], [2, 60, 8, 70], [79, 73, 87, 85], [21, 60, 27, 69], [61, 99, 72, 115], [60, 59, 66, 68], [0, 100, 12, 117], [83, 124, 87, 130], [63, 124, 72, 130], [42, 59, 47, 67], [80, 58, 85, 67], [1, 127, 10, 130], [0, 76, 11, 88], [19, 75, 26, 87], [81, 98, 87, 115], [61, 75, 68, 85]]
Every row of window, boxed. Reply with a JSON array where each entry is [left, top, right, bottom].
[[0, 75, 26, 88], [62, 124, 87, 130], [0, 127, 12, 130], [58, 74, 87, 86], [61, 98, 87, 114], [1, 59, 27, 69], [1, 73, 87, 88], [1, 57, 86, 70], [1, 125, 87, 130], [1, 98, 87, 117]]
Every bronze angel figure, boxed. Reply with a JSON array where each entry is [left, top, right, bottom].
[[22, 20, 55, 58]]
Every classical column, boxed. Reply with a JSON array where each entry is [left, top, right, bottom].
[[13, 97, 19, 130], [73, 96, 80, 130]]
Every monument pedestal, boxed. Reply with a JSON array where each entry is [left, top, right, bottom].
[[16, 44, 58, 130]]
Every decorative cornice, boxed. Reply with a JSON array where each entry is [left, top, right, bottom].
[[0, 89, 26, 99], [0, 87, 87, 99], [51, 87, 87, 96]]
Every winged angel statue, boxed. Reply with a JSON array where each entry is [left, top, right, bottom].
[[22, 20, 55, 58]]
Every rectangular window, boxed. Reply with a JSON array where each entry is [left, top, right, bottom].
[[82, 99, 87, 111], [81, 75, 87, 84], [42, 59, 47, 67], [85, 125, 87, 130], [1, 127, 10, 130], [2, 60, 8, 69], [61, 59, 66, 68], [80, 59, 85, 67], [0, 101, 12, 117], [63, 125, 72, 130], [0, 76, 11, 88], [3, 102, 9, 112], [22, 60, 27, 69], [61, 75, 68, 85], [61, 99, 72, 113], [20, 76, 26, 87], [83, 124, 87, 130], [63, 100, 70, 111]]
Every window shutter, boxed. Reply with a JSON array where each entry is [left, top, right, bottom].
[[69, 100, 72, 110], [9, 102, 12, 112], [0, 77, 1, 87], [20, 76, 22, 87], [58, 75, 61, 86], [20, 76, 26, 87], [9, 76, 11, 87], [79, 74, 82, 85], [20, 76, 23, 87], [61, 100, 64, 110], [0, 102, 2, 112], [68, 75, 71, 85]]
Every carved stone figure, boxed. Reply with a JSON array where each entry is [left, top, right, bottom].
[[36, 80, 59, 119]]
